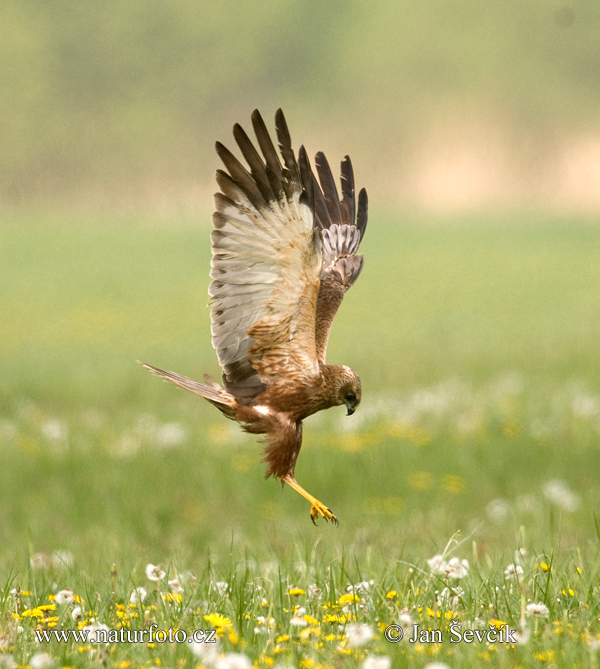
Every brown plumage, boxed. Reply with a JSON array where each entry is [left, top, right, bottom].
[[142, 109, 368, 524]]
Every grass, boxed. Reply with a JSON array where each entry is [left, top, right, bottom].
[[1, 211, 600, 667]]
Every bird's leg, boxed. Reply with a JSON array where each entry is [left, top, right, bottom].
[[282, 474, 338, 525]]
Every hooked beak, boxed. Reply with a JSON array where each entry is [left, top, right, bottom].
[[346, 406, 356, 416]]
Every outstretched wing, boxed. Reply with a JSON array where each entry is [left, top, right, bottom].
[[210, 109, 322, 401], [312, 153, 368, 362]]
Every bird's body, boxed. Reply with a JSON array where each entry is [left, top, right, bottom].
[[143, 109, 368, 523]]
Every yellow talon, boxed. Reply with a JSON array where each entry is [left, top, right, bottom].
[[283, 474, 338, 526]]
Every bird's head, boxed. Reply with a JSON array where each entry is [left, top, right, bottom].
[[337, 365, 362, 416]]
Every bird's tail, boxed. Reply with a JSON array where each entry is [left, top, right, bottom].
[[139, 362, 237, 419]]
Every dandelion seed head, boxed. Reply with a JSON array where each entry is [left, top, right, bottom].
[[168, 578, 184, 594], [486, 498, 511, 521], [214, 652, 252, 669], [526, 602, 550, 617], [28, 653, 55, 669], [427, 554, 447, 575], [145, 563, 165, 581], [445, 557, 469, 579], [362, 656, 391, 669], [542, 479, 580, 512], [130, 587, 147, 603], [504, 564, 524, 579], [345, 623, 374, 648], [54, 589, 74, 605]]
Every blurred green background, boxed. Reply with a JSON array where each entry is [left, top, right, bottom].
[[1, 1, 600, 568], [2, 0, 600, 209]]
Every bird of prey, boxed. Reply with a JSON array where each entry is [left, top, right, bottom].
[[142, 109, 368, 524]]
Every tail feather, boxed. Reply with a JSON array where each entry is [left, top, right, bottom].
[[139, 362, 237, 419]]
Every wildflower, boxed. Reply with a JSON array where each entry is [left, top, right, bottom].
[[41, 419, 68, 443], [82, 622, 111, 644], [30, 553, 50, 569], [290, 607, 307, 627], [307, 584, 321, 600], [168, 578, 184, 594], [51, 551, 75, 568], [28, 653, 55, 669], [288, 587, 305, 596], [399, 612, 413, 628], [155, 422, 188, 447], [427, 555, 447, 575], [437, 586, 463, 606], [345, 623, 374, 648], [542, 480, 580, 512], [362, 656, 391, 669], [504, 564, 524, 579], [346, 581, 372, 595], [145, 564, 165, 581], [212, 581, 228, 596], [55, 589, 74, 605], [445, 557, 469, 579], [215, 653, 252, 669], [130, 587, 147, 603], [385, 590, 397, 599], [189, 636, 219, 665], [71, 606, 82, 621], [0, 654, 16, 669], [525, 603, 550, 617], [486, 498, 510, 521]]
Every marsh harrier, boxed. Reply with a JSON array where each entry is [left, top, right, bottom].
[[142, 110, 368, 523]]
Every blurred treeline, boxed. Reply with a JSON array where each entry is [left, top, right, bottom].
[[2, 0, 600, 208]]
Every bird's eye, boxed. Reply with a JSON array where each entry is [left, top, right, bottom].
[[346, 392, 356, 402]]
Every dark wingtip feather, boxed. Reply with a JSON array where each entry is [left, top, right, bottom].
[[356, 187, 368, 239], [315, 151, 342, 227], [340, 156, 356, 227], [298, 145, 314, 213]]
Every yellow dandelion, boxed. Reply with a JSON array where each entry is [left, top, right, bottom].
[[338, 593, 360, 605], [204, 613, 233, 629], [288, 588, 305, 596], [300, 627, 321, 640], [442, 474, 465, 494], [540, 562, 551, 572], [385, 590, 397, 599], [409, 471, 433, 491]]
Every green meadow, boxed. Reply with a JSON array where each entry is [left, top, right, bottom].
[[1, 212, 600, 668]]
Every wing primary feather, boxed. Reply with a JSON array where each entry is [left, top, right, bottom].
[[312, 173, 331, 230], [298, 145, 314, 213], [340, 155, 356, 227], [275, 109, 301, 202], [251, 109, 285, 198], [232, 123, 276, 203], [315, 151, 343, 227], [356, 187, 368, 239], [274, 108, 298, 175], [215, 141, 267, 211]]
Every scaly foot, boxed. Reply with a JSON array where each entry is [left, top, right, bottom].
[[282, 474, 339, 526], [310, 501, 338, 525]]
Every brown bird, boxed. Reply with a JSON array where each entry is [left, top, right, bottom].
[[142, 109, 368, 524]]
